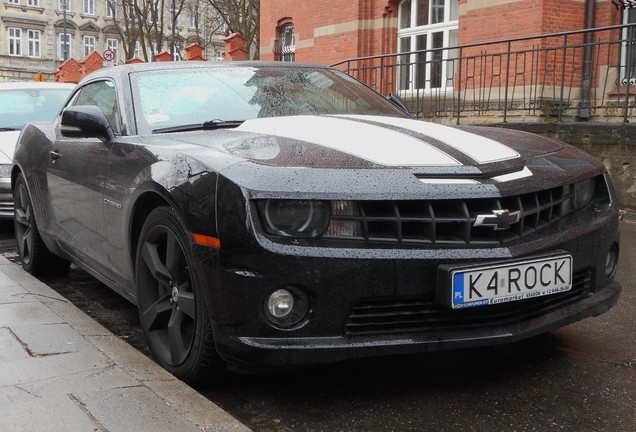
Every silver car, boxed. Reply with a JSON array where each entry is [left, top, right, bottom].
[[0, 82, 74, 218]]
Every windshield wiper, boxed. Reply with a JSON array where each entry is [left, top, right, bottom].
[[0, 127, 20, 131], [152, 119, 244, 134]]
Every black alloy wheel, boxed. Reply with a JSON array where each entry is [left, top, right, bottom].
[[13, 173, 70, 276], [136, 206, 221, 382]]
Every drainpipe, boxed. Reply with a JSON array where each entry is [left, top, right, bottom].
[[579, 0, 595, 119]]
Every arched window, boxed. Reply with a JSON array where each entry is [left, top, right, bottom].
[[273, 21, 295, 62], [397, 0, 459, 91]]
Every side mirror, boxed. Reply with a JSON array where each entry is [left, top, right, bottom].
[[60, 105, 115, 142], [387, 93, 411, 116]]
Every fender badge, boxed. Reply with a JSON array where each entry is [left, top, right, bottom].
[[104, 198, 123, 210], [474, 209, 521, 231]]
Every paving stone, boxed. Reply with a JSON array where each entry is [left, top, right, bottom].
[[0, 386, 100, 432], [0, 328, 29, 362], [74, 386, 202, 432], [0, 302, 62, 327], [10, 323, 93, 356]]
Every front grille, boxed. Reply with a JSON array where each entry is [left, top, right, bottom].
[[326, 184, 572, 246], [345, 269, 593, 336], [0, 200, 13, 215]]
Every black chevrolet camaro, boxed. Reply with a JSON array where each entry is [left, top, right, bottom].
[[12, 62, 621, 382]]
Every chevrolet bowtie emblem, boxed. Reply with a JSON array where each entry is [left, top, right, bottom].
[[474, 209, 521, 230]]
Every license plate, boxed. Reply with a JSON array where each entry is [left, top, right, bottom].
[[450, 255, 572, 309]]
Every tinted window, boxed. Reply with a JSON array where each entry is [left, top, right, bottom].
[[69, 80, 119, 132]]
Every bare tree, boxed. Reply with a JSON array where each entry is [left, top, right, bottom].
[[107, 0, 228, 62], [167, 0, 187, 59], [107, 0, 144, 61], [188, 0, 228, 57], [206, 0, 259, 59]]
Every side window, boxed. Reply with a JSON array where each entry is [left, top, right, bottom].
[[69, 80, 120, 133]]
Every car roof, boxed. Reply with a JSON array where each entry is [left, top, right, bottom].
[[0, 82, 76, 90]]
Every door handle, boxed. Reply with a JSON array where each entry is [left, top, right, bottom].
[[50, 149, 61, 162]]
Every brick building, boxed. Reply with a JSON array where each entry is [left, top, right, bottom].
[[260, 1, 624, 66]]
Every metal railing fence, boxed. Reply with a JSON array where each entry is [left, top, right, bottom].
[[331, 24, 636, 124]]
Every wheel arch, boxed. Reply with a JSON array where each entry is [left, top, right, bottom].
[[129, 190, 173, 270], [11, 165, 21, 189]]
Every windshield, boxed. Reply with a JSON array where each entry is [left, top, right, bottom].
[[0, 88, 73, 129], [131, 66, 407, 134]]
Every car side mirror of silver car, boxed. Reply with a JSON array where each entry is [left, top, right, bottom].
[[60, 105, 115, 142]]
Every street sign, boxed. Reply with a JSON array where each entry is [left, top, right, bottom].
[[103, 49, 115, 62]]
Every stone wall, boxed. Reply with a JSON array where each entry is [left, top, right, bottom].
[[493, 122, 636, 211]]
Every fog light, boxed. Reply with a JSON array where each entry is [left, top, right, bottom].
[[267, 289, 294, 318], [605, 243, 619, 279], [264, 287, 310, 328]]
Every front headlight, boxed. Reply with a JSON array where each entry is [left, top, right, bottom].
[[258, 199, 331, 237], [0, 164, 12, 178], [572, 178, 596, 209]]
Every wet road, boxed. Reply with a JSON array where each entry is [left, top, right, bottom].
[[1, 220, 634, 431]]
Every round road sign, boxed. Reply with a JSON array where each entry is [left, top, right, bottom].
[[103, 49, 115, 62]]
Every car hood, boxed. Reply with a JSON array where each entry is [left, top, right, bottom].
[[137, 115, 602, 199], [0, 130, 20, 164], [159, 115, 563, 177]]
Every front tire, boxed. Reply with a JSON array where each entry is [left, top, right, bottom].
[[13, 173, 70, 276], [135, 206, 223, 382]]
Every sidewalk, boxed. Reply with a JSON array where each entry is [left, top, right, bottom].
[[0, 256, 251, 432]]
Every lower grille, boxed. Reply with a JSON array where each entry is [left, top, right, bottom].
[[345, 269, 593, 336]]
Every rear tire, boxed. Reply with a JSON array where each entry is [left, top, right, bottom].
[[135, 206, 224, 383], [13, 173, 70, 276]]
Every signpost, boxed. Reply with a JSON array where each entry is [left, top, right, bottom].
[[103, 49, 115, 68]]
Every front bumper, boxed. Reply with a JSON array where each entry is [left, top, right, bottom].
[[200, 202, 621, 371], [218, 280, 620, 370]]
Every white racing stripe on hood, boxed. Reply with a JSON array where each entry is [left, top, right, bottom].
[[344, 115, 520, 164], [237, 116, 460, 166]]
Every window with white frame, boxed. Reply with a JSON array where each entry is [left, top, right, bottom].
[[8, 28, 22, 56], [397, 0, 459, 91], [83, 35, 96, 57], [621, 8, 636, 85], [107, 0, 116, 18], [133, 40, 141, 58], [59, 0, 70, 11], [59, 33, 72, 60], [27, 0, 40, 7], [190, 9, 197, 28], [107, 38, 119, 61], [7, 0, 20, 5], [27, 30, 41, 58], [83, 0, 95, 15]]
